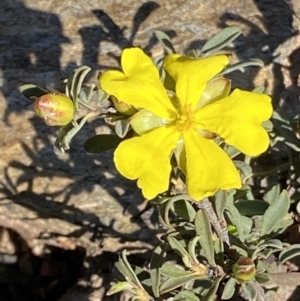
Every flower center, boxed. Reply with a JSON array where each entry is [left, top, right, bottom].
[[176, 104, 195, 132]]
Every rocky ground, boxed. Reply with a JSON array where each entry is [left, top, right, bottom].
[[1, 0, 300, 300]]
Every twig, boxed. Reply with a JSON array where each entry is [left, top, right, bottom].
[[195, 198, 230, 246]]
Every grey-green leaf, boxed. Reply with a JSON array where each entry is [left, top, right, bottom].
[[220, 59, 264, 76], [214, 190, 229, 220], [264, 184, 280, 204], [273, 110, 300, 152], [195, 210, 216, 267], [150, 244, 167, 297], [279, 244, 300, 264], [154, 30, 176, 54], [201, 27, 242, 55], [106, 281, 131, 296], [115, 119, 131, 138], [174, 199, 196, 221], [225, 198, 245, 242], [260, 190, 290, 236], [167, 236, 191, 261], [20, 84, 48, 102], [201, 277, 223, 301], [160, 263, 192, 278], [160, 273, 205, 294], [234, 160, 252, 178], [173, 290, 199, 301], [241, 282, 257, 301], [221, 277, 237, 300]]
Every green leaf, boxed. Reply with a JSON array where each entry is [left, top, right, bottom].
[[160, 263, 192, 278], [195, 210, 216, 267], [201, 27, 242, 55], [255, 272, 271, 284], [251, 239, 284, 260], [154, 30, 176, 54], [97, 86, 109, 102], [241, 282, 257, 301], [54, 111, 96, 152], [260, 190, 290, 236], [225, 198, 245, 242], [173, 290, 199, 301], [65, 65, 91, 109], [235, 200, 269, 216], [188, 236, 201, 264], [213, 238, 224, 265], [174, 199, 196, 221], [84, 134, 122, 153], [256, 260, 270, 274], [106, 281, 131, 296], [167, 236, 191, 263], [264, 184, 280, 204], [19, 84, 48, 102], [220, 59, 264, 76], [252, 85, 266, 93], [272, 110, 300, 151], [240, 215, 253, 237], [272, 213, 293, 233], [279, 244, 300, 263], [234, 161, 252, 178], [262, 120, 273, 132], [213, 190, 233, 220], [150, 244, 167, 297], [115, 119, 131, 138], [258, 239, 283, 251], [221, 277, 237, 300], [160, 273, 206, 294], [163, 195, 192, 227], [192, 278, 213, 295], [118, 250, 144, 290], [224, 144, 241, 158], [228, 234, 248, 256], [201, 277, 223, 301], [296, 200, 300, 214]]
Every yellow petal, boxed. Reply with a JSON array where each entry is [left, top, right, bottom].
[[114, 125, 179, 199], [184, 130, 241, 200], [100, 47, 176, 120], [164, 54, 229, 110], [195, 89, 272, 156]]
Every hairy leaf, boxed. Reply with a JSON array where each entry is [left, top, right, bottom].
[[241, 282, 257, 301], [154, 30, 176, 54], [279, 244, 300, 263], [260, 190, 290, 236], [201, 27, 242, 55], [195, 210, 216, 267], [221, 277, 237, 300]]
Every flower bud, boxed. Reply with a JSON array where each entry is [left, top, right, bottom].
[[111, 96, 137, 116], [232, 257, 256, 283], [130, 109, 170, 135], [34, 93, 75, 126]]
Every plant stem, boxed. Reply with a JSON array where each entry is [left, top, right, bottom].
[[196, 198, 230, 245]]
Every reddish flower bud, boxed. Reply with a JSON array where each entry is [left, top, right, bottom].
[[233, 257, 256, 283], [34, 93, 75, 126]]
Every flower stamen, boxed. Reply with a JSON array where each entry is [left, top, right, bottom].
[[176, 104, 195, 132]]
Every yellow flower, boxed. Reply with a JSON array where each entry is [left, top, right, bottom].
[[99, 48, 272, 200]]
